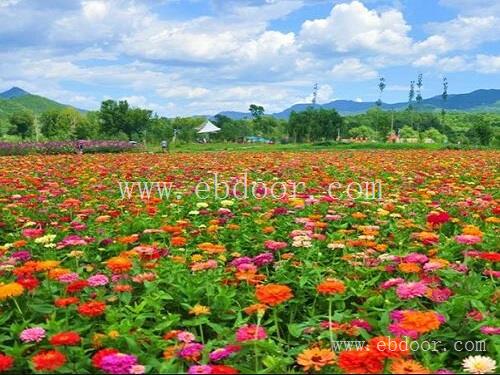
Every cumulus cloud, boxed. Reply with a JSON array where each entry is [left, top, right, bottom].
[[299, 1, 412, 55], [330, 58, 378, 80]]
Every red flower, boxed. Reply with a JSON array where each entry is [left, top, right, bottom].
[[338, 348, 384, 374], [16, 276, 39, 291], [49, 331, 81, 346], [78, 301, 106, 317], [210, 365, 239, 374], [426, 211, 450, 226], [66, 280, 88, 294], [478, 252, 500, 262], [54, 297, 80, 308], [91, 348, 119, 368], [368, 336, 410, 359], [31, 350, 66, 372], [0, 354, 14, 372]]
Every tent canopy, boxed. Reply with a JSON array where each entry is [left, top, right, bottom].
[[198, 120, 220, 134]]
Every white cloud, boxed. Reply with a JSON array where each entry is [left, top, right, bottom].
[[299, 1, 412, 55], [475, 54, 500, 73], [330, 58, 378, 80], [426, 16, 499, 50]]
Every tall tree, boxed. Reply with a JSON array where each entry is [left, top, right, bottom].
[[8, 110, 34, 139], [376, 77, 386, 107], [249, 104, 265, 120], [98, 100, 130, 138], [416, 73, 423, 108], [408, 80, 415, 110], [441, 77, 448, 125]]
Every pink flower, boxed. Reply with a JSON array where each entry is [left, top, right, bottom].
[[58, 272, 80, 284], [396, 281, 428, 299], [178, 343, 204, 359], [177, 331, 196, 343], [129, 365, 145, 374], [403, 253, 429, 264], [455, 234, 481, 245], [20, 327, 46, 343], [427, 288, 452, 303], [22, 228, 44, 238], [264, 240, 287, 252], [209, 345, 240, 361], [235, 324, 267, 342], [87, 274, 110, 287], [480, 326, 500, 335], [188, 365, 212, 374], [380, 278, 404, 289]]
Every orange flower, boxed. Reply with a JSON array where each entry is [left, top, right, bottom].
[[117, 234, 139, 244], [399, 311, 442, 333], [297, 347, 336, 371], [244, 303, 268, 315], [398, 262, 421, 273], [255, 284, 293, 306], [106, 256, 133, 274], [0, 282, 24, 300], [171, 236, 187, 247], [197, 242, 225, 254], [316, 279, 346, 295], [390, 359, 430, 374], [262, 226, 275, 234]]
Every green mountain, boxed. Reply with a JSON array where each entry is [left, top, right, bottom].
[[0, 87, 83, 131]]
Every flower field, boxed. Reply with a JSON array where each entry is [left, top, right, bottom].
[[0, 150, 498, 374]]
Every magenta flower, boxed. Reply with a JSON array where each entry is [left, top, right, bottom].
[[99, 353, 138, 374], [235, 324, 267, 342], [178, 343, 204, 359], [188, 365, 212, 374], [58, 272, 80, 283], [396, 281, 428, 299], [480, 326, 500, 335], [264, 240, 287, 251]]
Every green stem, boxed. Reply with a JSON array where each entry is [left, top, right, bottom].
[[254, 314, 262, 373], [328, 298, 334, 348], [199, 323, 205, 344], [273, 308, 281, 341], [13, 298, 25, 321]]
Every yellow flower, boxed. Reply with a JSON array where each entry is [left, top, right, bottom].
[[189, 304, 211, 316], [0, 282, 24, 300], [220, 200, 234, 207], [191, 254, 204, 262], [108, 330, 120, 339]]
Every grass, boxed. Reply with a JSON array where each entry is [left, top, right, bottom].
[[147, 141, 447, 153]]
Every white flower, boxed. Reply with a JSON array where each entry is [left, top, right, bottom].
[[188, 210, 200, 215], [463, 355, 497, 374]]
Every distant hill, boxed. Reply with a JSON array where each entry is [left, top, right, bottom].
[[0, 87, 84, 127], [215, 88, 500, 119]]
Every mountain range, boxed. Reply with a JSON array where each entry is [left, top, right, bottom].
[[1, 87, 500, 125], [217, 89, 500, 119]]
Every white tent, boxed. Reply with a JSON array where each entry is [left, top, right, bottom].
[[198, 120, 220, 134]]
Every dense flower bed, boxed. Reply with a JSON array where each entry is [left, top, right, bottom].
[[0, 150, 498, 374], [0, 140, 138, 156]]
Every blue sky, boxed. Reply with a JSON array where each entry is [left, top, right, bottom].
[[0, 0, 499, 116]]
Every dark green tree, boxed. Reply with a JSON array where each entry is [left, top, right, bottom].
[[8, 110, 34, 139]]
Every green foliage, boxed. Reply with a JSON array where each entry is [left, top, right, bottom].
[[348, 125, 377, 140], [8, 110, 34, 139], [399, 125, 419, 139], [287, 107, 342, 142]]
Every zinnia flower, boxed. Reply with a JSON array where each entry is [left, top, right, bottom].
[[99, 353, 138, 374], [316, 279, 346, 295], [20, 327, 46, 343], [396, 281, 428, 300], [78, 301, 106, 317], [338, 348, 384, 374], [0, 353, 14, 372], [462, 355, 496, 374], [390, 359, 430, 374], [31, 350, 66, 372], [235, 324, 267, 342], [49, 331, 81, 346], [297, 347, 336, 371], [255, 284, 293, 306], [0, 282, 24, 300]]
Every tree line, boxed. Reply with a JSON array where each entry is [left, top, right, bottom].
[[3, 99, 499, 146]]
